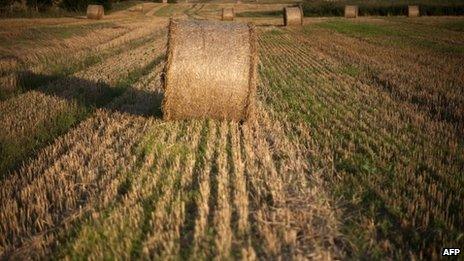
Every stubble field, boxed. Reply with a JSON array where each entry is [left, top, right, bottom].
[[1, 3, 463, 259]]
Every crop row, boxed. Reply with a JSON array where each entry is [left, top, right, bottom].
[[258, 27, 463, 259], [0, 25, 167, 178]]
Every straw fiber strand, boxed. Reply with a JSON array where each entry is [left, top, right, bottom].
[[222, 8, 235, 21], [344, 5, 358, 18], [87, 5, 104, 20], [409, 5, 420, 17], [284, 6, 303, 26]]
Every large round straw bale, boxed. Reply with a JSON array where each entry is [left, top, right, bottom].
[[87, 5, 104, 20], [408, 5, 420, 17], [283, 6, 303, 26], [163, 20, 258, 121], [222, 8, 234, 21], [344, 5, 358, 18]]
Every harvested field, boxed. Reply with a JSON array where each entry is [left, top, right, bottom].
[[221, 7, 234, 21], [0, 2, 463, 260]]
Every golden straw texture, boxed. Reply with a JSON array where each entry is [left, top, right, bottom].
[[87, 5, 104, 20], [284, 6, 303, 26], [222, 8, 234, 21], [408, 5, 420, 17], [344, 5, 358, 18], [163, 19, 257, 121]]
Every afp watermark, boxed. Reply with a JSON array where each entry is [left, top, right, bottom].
[[442, 248, 461, 256]]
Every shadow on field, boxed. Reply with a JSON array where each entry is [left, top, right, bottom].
[[19, 70, 164, 118]]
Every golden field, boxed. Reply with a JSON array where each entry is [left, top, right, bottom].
[[1, 2, 463, 259]]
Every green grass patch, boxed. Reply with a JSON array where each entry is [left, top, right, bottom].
[[259, 29, 464, 259], [236, 10, 282, 18], [0, 48, 162, 179], [0, 22, 115, 48], [109, 0, 143, 13], [340, 64, 361, 77], [316, 20, 403, 38], [315, 19, 464, 54], [2, 32, 155, 102], [154, 4, 189, 17], [440, 19, 464, 31], [0, 102, 88, 178], [302, 0, 464, 17]]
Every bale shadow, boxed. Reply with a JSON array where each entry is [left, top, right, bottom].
[[19, 70, 164, 119]]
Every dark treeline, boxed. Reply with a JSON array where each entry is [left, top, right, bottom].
[[0, 0, 115, 12]]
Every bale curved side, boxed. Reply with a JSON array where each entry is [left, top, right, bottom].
[[162, 19, 258, 121], [87, 5, 104, 20], [344, 5, 358, 18], [284, 6, 303, 26], [222, 8, 235, 21], [408, 5, 420, 17]]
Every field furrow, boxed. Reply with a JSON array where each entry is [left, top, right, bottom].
[[0, 37, 168, 256], [292, 22, 464, 132], [1, 8, 463, 260]]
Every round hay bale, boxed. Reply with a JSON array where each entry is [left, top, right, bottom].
[[222, 8, 235, 21], [408, 5, 420, 17], [283, 6, 303, 26], [87, 5, 104, 20], [163, 19, 258, 121], [344, 5, 358, 18]]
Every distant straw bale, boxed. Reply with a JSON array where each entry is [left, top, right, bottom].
[[87, 5, 104, 20], [129, 5, 144, 12], [284, 6, 303, 26], [162, 19, 258, 121], [408, 5, 420, 17], [344, 5, 358, 18], [222, 8, 235, 21]]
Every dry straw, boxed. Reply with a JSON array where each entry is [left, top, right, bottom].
[[222, 8, 235, 21], [0, 56, 20, 95], [87, 5, 104, 20], [162, 19, 258, 121], [283, 6, 303, 26], [344, 5, 358, 18], [408, 5, 420, 17]]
